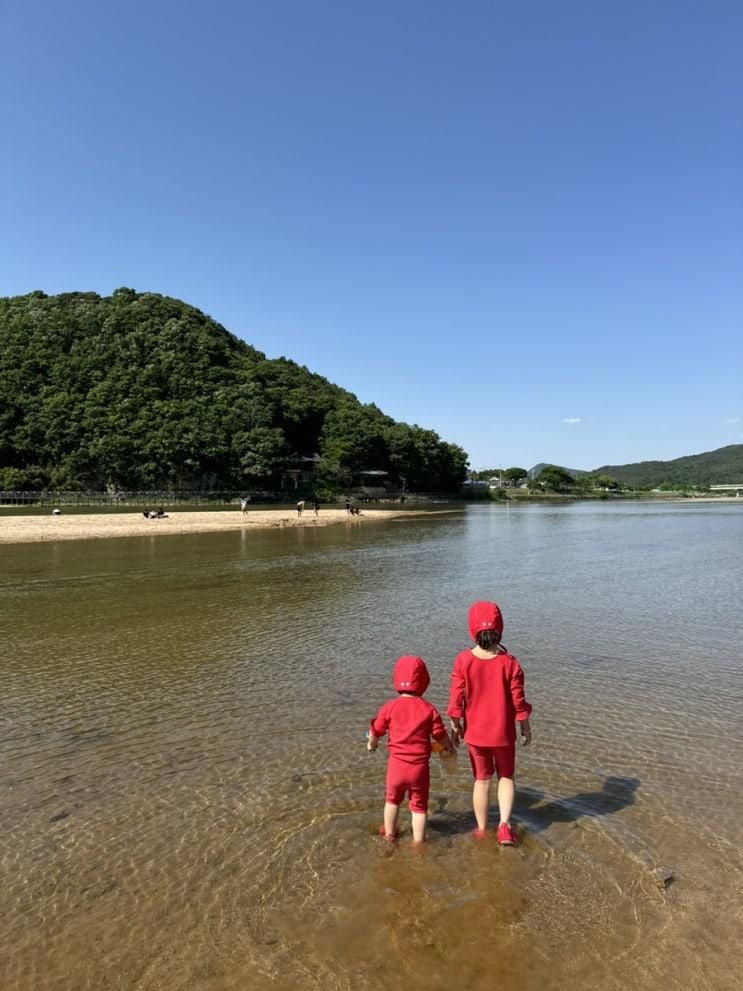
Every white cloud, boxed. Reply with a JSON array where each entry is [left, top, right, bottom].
[[562, 417, 581, 424], [722, 416, 740, 424]]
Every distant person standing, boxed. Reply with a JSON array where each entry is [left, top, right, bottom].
[[297, 500, 305, 517], [345, 498, 351, 514], [240, 497, 248, 515], [313, 499, 320, 517]]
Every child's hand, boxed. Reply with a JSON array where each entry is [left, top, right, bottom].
[[520, 719, 532, 746], [367, 732, 379, 752], [449, 718, 464, 746]]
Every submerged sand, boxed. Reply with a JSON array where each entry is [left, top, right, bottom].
[[0, 507, 447, 545]]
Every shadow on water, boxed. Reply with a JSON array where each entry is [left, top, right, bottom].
[[517, 775, 640, 833], [430, 775, 640, 838]]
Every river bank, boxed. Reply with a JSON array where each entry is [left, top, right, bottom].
[[468, 491, 741, 503], [0, 507, 458, 545]]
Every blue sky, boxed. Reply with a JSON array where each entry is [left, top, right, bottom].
[[2, 0, 741, 470]]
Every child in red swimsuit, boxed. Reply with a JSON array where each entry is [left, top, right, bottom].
[[368, 655, 453, 843], [447, 601, 533, 845]]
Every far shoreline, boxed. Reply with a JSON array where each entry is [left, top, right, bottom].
[[1, 495, 739, 547], [0, 506, 462, 546]]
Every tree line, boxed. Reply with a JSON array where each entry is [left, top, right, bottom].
[[469, 465, 621, 493], [0, 290, 468, 494], [471, 446, 743, 492]]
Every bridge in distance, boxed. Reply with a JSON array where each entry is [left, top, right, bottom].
[[710, 484, 743, 496]]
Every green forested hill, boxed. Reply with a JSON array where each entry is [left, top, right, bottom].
[[0, 289, 467, 492], [593, 445, 743, 487]]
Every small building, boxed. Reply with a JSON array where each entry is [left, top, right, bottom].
[[284, 454, 322, 489]]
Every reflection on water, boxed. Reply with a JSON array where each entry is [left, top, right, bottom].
[[1, 502, 742, 990]]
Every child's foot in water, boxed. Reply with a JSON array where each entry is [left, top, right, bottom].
[[378, 824, 399, 843], [497, 822, 517, 846]]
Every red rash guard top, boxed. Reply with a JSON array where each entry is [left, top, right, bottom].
[[370, 696, 448, 765], [447, 649, 532, 747]]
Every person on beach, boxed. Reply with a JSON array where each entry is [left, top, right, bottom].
[[447, 601, 532, 845], [297, 500, 305, 517], [240, 497, 248, 515], [313, 499, 320, 517], [368, 655, 454, 844]]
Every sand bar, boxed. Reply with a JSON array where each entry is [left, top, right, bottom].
[[0, 507, 454, 545]]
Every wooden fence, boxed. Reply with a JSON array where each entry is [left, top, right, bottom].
[[0, 490, 272, 507]]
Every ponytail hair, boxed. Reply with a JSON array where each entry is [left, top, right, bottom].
[[475, 628, 502, 652]]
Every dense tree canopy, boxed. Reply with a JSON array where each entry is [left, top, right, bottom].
[[0, 290, 468, 492], [535, 465, 575, 492], [467, 466, 528, 484]]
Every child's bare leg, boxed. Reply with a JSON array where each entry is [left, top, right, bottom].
[[497, 776, 515, 824], [383, 802, 400, 837], [411, 811, 427, 843], [473, 779, 492, 830]]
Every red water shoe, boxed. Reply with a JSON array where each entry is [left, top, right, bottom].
[[497, 822, 517, 846]]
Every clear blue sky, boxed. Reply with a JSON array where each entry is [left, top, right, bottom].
[[2, 0, 741, 470]]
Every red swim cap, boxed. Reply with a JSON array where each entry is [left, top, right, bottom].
[[468, 601, 504, 640], [392, 655, 430, 694]]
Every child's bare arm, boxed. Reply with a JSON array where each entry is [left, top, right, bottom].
[[367, 731, 379, 751]]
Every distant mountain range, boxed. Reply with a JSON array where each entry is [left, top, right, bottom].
[[593, 444, 743, 487], [528, 445, 743, 487]]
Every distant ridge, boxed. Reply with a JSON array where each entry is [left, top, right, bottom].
[[528, 463, 587, 480], [593, 445, 743, 487]]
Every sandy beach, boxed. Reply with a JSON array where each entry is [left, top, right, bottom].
[[0, 507, 447, 545]]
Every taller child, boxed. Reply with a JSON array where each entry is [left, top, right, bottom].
[[447, 601, 532, 845]]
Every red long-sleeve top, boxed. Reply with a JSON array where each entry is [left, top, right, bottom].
[[447, 649, 532, 747], [370, 695, 448, 764]]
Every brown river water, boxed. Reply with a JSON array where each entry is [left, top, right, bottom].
[[1, 503, 741, 991]]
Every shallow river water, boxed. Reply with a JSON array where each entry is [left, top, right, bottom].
[[1, 502, 742, 991]]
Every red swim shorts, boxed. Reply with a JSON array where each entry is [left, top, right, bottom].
[[385, 757, 430, 813], [467, 743, 516, 781]]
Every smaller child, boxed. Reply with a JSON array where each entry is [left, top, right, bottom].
[[368, 655, 453, 844]]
